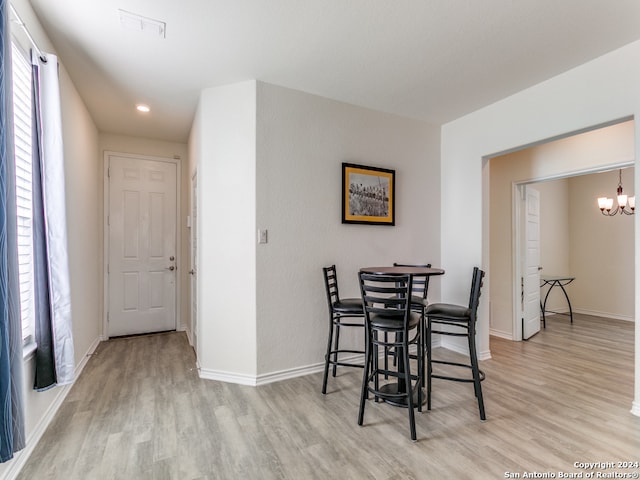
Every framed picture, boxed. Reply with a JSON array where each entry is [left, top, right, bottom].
[[342, 162, 395, 225]]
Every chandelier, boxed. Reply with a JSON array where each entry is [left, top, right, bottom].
[[597, 169, 635, 216]]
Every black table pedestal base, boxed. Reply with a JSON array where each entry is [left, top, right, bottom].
[[377, 384, 426, 408]]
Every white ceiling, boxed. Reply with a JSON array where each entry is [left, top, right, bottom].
[[28, 0, 640, 144]]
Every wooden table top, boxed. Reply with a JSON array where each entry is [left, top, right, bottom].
[[360, 266, 445, 276]]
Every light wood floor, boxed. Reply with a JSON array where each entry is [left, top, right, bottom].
[[17, 313, 639, 479]]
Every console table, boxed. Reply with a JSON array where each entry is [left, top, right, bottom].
[[540, 275, 575, 328]]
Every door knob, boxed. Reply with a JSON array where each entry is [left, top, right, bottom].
[[189, 269, 195, 275], [166, 266, 175, 271]]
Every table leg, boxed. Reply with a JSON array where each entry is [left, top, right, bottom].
[[541, 282, 555, 327], [558, 281, 574, 323], [378, 337, 424, 409]]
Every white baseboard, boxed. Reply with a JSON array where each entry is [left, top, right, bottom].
[[256, 363, 326, 386], [489, 328, 513, 340], [2, 336, 102, 480], [631, 400, 640, 417], [183, 326, 193, 347], [198, 342, 489, 387], [571, 309, 634, 322], [198, 354, 364, 387], [198, 368, 259, 386], [478, 349, 492, 361], [439, 337, 492, 361], [545, 308, 634, 322], [444, 343, 491, 361]]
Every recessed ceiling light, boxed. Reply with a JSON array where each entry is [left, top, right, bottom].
[[136, 104, 150, 113]]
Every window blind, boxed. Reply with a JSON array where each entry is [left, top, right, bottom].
[[11, 42, 35, 344]]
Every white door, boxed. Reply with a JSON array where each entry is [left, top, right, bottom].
[[190, 171, 198, 355], [522, 185, 541, 340], [107, 154, 178, 337]]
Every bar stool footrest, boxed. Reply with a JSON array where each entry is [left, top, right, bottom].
[[326, 349, 365, 370], [431, 360, 485, 383]]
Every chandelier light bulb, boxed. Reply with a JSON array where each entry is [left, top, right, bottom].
[[598, 197, 614, 211], [618, 194, 628, 209], [598, 169, 634, 216]]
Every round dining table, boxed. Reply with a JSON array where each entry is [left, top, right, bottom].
[[359, 265, 445, 407], [360, 266, 445, 277]]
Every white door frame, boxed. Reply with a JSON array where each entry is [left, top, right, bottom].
[[512, 162, 634, 340], [103, 151, 182, 339], [190, 169, 198, 357]]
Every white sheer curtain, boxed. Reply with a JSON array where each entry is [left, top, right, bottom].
[[31, 51, 74, 389]]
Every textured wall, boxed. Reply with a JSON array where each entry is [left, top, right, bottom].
[[254, 82, 441, 376], [569, 169, 634, 320]]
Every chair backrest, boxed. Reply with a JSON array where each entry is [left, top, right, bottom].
[[393, 262, 432, 300], [323, 265, 341, 308], [359, 272, 413, 323], [468, 267, 485, 320]]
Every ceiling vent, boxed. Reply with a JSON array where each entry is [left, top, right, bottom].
[[118, 10, 166, 39]]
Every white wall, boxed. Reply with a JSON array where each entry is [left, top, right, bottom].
[[190, 80, 440, 383], [569, 169, 635, 320], [538, 179, 573, 316], [255, 82, 440, 377], [538, 179, 571, 288], [441, 40, 640, 415], [59, 65, 101, 364], [1, 1, 101, 477], [191, 81, 258, 382]]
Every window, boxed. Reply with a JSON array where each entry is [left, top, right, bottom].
[[11, 41, 35, 345]]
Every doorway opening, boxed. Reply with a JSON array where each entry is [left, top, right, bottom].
[[487, 118, 635, 342]]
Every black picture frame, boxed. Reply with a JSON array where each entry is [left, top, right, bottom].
[[342, 162, 395, 225]]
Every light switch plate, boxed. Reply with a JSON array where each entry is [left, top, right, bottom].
[[258, 229, 268, 244]]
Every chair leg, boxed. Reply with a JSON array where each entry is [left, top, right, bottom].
[[373, 331, 380, 402], [322, 316, 335, 394], [358, 327, 372, 426], [417, 325, 423, 413], [402, 343, 417, 441], [419, 310, 426, 387], [383, 332, 389, 379], [468, 331, 486, 421], [393, 332, 398, 367], [426, 319, 432, 411], [332, 320, 341, 377]]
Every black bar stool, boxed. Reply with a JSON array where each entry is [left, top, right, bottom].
[[385, 263, 431, 379], [425, 267, 486, 420], [358, 272, 423, 441], [321, 265, 365, 394]]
